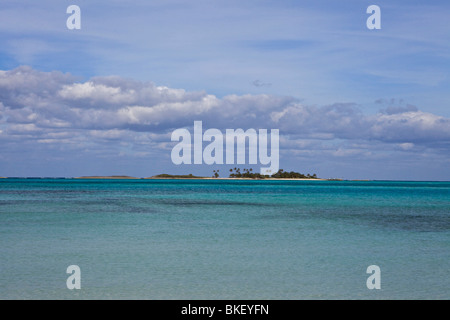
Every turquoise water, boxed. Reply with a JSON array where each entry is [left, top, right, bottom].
[[0, 179, 449, 299]]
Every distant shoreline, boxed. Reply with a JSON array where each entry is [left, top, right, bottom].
[[4, 176, 449, 182], [0, 175, 339, 181], [78, 175, 334, 181]]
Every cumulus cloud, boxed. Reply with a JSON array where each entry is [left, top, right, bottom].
[[1, 66, 449, 169]]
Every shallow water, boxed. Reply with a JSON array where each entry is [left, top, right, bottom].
[[0, 179, 449, 299]]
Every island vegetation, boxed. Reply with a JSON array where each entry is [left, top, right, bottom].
[[271, 169, 317, 179], [226, 168, 319, 179], [146, 168, 320, 180]]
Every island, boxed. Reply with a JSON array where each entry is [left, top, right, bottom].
[[0, 173, 345, 181], [44, 168, 342, 180], [227, 168, 319, 180], [146, 168, 325, 180]]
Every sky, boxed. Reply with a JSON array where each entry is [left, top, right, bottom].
[[0, 0, 449, 180]]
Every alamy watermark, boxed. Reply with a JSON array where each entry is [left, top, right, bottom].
[[366, 265, 381, 290], [171, 121, 279, 175], [66, 5, 81, 30], [66, 265, 81, 290], [65, 5, 381, 31]]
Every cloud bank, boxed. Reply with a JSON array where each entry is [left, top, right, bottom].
[[0, 66, 449, 178]]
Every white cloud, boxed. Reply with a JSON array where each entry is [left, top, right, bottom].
[[370, 111, 450, 142], [398, 143, 414, 150], [59, 82, 125, 102]]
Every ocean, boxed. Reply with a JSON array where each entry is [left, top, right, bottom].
[[0, 179, 448, 299]]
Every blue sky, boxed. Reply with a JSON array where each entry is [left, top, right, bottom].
[[0, 0, 449, 180]]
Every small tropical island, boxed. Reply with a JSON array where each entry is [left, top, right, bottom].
[[0, 171, 344, 180], [66, 168, 345, 180], [228, 168, 318, 179], [148, 168, 325, 180]]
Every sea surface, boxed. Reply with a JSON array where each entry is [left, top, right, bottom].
[[0, 179, 449, 299]]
